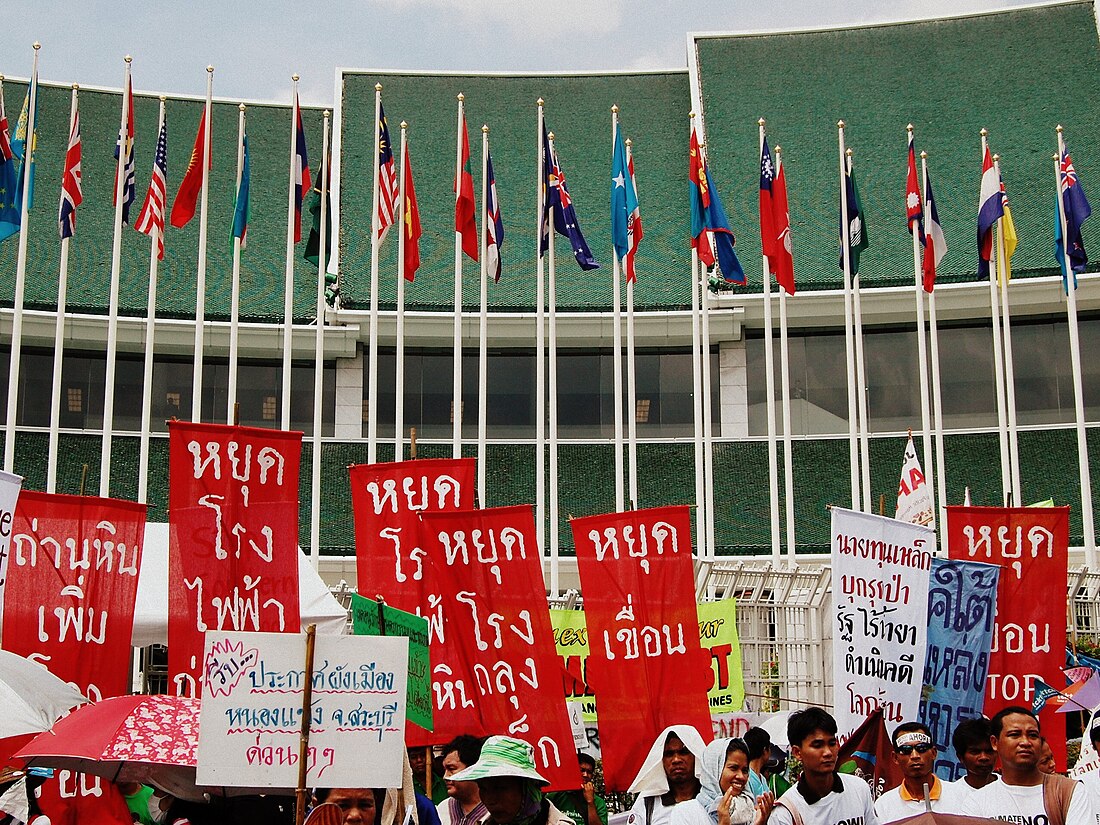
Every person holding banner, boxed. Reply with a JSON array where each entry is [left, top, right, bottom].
[[769, 708, 878, 825], [447, 736, 572, 825], [962, 707, 1094, 824], [626, 726, 708, 825], [873, 722, 965, 821]]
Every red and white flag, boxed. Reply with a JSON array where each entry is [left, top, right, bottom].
[[922, 169, 946, 292], [135, 105, 167, 258], [625, 142, 643, 283], [455, 111, 478, 261], [895, 434, 933, 527], [376, 103, 398, 241], [402, 140, 421, 282], [771, 152, 794, 294]]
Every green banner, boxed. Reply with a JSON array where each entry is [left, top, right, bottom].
[[351, 594, 433, 730], [550, 597, 743, 723]]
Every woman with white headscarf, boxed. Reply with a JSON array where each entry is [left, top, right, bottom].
[[670, 739, 772, 825]]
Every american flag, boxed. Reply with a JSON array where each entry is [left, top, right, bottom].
[[58, 106, 82, 240], [135, 108, 168, 259], [114, 74, 136, 225], [376, 104, 398, 241]]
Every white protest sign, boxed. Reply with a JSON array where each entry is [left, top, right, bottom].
[[832, 507, 934, 740], [196, 631, 408, 789], [0, 470, 22, 639]]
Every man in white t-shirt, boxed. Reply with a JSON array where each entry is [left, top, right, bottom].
[[962, 705, 1096, 825], [947, 718, 997, 803], [874, 721, 966, 822], [769, 707, 878, 825]]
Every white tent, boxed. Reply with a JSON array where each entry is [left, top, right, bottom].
[[131, 523, 348, 647]]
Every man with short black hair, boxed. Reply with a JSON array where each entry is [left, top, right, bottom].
[[949, 718, 996, 799], [962, 706, 1094, 824], [743, 728, 771, 801], [548, 752, 607, 825], [438, 736, 490, 825], [769, 707, 878, 825], [873, 722, 965, 822]]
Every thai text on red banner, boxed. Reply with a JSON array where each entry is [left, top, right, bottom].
[[4, 491, 146, 700], [168, 421, 302, 697], [420, 505, 580, 790], [348, 458, 476, 743], [570, 506, 712, 791], [947, 505, 1069, 763]]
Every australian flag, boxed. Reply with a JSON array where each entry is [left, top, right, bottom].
[[1057, 144, 1091, 280], [540, 125, 599, 271]]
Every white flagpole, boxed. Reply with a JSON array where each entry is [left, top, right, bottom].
[[367, 84, 382, 463], [922, 151, 949, 553], [848, 149, 872, 512], [612, 107, 625, 512], [281, 76, 300, 432], [47, 84, 78, 494], [3, 45, 39, 473], [137, 96, 165, 504], [453, 94, 465, 459], [994, 153, 1021, 505], [775, 146, 796, 564], [700, 254, 716, 559], [1055, 126, 1096, 568], [981, 129, 1011, 504], [838, 121, 859, 510], [689, 114, 707, 563], [395, 121, 408, 463], [477, 124, 489, 505], [548, 131, 561, 598], [310, 109, 330, 571], [101, 55, 132, 496], [535, 99, 546, 558], [625, 139, 639, 509], [228, 103, 246, 424], [759, 119, 781, 565], [191, 65, 213, 423], [907, 126, 935, 528]]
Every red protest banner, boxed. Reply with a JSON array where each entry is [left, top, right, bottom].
[[31, 771, 133, 825], [947, 505, 1069, 763], [570, 506, 712, 791], [349, 458, 476, 743], [168, 421, 302, 697], [4, 491, 146, 700], [420, 505, 580, 790]]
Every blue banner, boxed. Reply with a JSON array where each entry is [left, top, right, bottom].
[[918, 557, 1000, 781]]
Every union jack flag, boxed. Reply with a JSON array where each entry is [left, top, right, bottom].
[[135, 107, 168, 259], [58, 105, 82, 240], [376, 104, 398, 241], [114, 74, 136, 225]]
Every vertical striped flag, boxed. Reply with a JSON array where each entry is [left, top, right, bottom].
[[977, 146, 1003, 278], [456, 112, 478, 260], [135, 107, 168, 258], [376, 103, 398, 241], [114, 74, 136, 224], [922, 170, 946, 293], [293, 97, 310, 243], [58, 105, 82, 239], [485, 149, 504, 282]]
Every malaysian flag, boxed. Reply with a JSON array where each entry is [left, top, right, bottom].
[[135, 107, 167, 259], [114, 74, 136, 225], [376, 103, 398, 241], [58, 103, 82, 240]]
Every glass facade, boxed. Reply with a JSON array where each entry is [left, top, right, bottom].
[[369, 348, 720, 439], [746, 316, 1100, 436], [0, 348, 336, 436]]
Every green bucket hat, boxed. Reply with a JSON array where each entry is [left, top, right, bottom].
[[446, 736, 549, 785]]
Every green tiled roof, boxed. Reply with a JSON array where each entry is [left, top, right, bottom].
[[0, 80, 329, 322], [7, 427, 1099, 556], [697, 1, 1100, 293], [338, 71, 692, 312]]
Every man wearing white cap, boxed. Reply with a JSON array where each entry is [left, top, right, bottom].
[[874, 722, 965, 822], [446, 735, 572, 825], [625, 726, 709, 825]]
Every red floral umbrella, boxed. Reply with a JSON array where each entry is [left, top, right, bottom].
[[14, 694, 199, 780]]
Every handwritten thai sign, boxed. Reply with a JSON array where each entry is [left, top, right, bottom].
[[419, 505, 579, 790], [3, 491, 146, 700], [948, 505, 1069, 763], [349, 457, 475, 744], [918, 557, 1000, 782], [167, 422, 303, 698], [570, 506, 712, 791], [0, 469, 22, 639], [351, 594, 432, 730], [196, 630, 408, 789], [551, 598, 744, 723], [832, 507, 934, 740]]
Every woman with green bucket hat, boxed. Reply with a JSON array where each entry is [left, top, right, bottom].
[[446, 736, 572, 825]]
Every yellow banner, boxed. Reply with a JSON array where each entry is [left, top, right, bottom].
[[550, 598, 744, 722]]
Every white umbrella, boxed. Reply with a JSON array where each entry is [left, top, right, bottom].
[[758, 710, 793, 750], [0, 649, 87, 739]]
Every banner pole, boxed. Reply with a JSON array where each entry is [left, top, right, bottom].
[[838, 121, 859, 511], [612, 107, 624, 512], [759, 119, 780, 566], [993, 153, 1021, 506], [295, 623, 318, 825]]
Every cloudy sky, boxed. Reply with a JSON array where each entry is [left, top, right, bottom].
[[9, 0, 1042, 105]]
